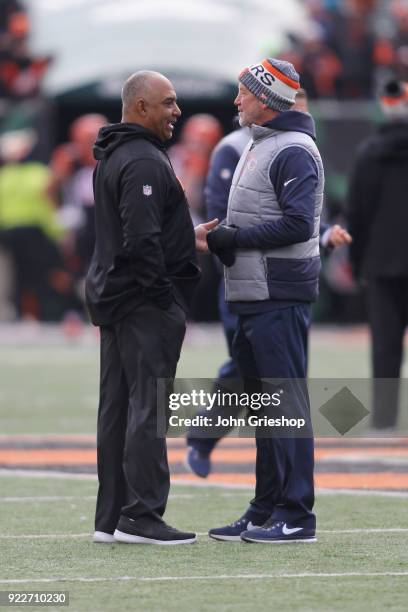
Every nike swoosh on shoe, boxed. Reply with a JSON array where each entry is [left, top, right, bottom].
[[282, 524, 303, 535]]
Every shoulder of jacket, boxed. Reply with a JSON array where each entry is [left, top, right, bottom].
[[113, 142, 167, 168]]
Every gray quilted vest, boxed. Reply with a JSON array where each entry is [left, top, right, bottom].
[[225, 124, 324, 303]]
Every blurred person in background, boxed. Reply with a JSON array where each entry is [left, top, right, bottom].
[[298, 33, 342, 99], [0, 129, 80, 320], [47, 114, 107, 280], [280, 0, 405, 100], [169, 114, 223, 321], [386, 0, 408, 81], [326, 0, 377, 98], [168, 113, 223, 224], [347, 78, 408, 431], [0, 0, 50, 100], [186, 88, 351, 478]]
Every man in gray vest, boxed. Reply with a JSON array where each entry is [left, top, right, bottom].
[[206, 58, 324, 543]]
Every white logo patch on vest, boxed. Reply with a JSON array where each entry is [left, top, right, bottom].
[[246, 156, 258, 172], [143, 185, 152, 196]]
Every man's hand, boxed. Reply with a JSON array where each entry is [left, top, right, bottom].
[[207, 224, 238, 267], [327, 225, 352, 248], [195, 218, 219, 252]]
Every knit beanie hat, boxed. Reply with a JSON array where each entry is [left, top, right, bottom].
[[379, 79, 408, 119], [239, 59, 300, 112]]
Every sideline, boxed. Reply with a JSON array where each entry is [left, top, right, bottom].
[[1, 469, 408, 497], [1, 571, 408, 585]]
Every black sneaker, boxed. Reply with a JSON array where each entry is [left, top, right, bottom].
[[208, 512, 267, 542], [241, 519, 316, 544], [114, 515, 197, 545]]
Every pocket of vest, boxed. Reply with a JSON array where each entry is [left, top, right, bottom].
[[265, 256, 321, 283]]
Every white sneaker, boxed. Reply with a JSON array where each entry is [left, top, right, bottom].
[[93, 530, 115, 543]]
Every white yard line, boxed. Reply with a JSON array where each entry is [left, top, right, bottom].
[[2, 528, 408, 540], [0, 469, 97, 480], [316, 488, 408, 498], [0, 493, 193, 502], [318, 456, 408, 465], [195, 529, 408, 536], [1, 469, 408, 498], [318, 528, 408, 533], [0, 496, 96, 502], [0, 533, 90, 540], [1, 571, 408, 585]]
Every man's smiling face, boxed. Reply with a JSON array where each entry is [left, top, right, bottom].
[[143, 75, 181, 141]]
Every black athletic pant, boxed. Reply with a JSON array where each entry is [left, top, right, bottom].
[[367, 278, 408, 429], [95, 301, 186, 533]]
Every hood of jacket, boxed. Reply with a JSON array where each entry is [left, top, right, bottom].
[[93, 122, 166, 160], [367, 120, 408, 160], [261, 110, 316, 140]]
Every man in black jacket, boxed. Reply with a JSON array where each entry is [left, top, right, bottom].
[[86, 71, 216, 545], [348, 79, 408, 431]]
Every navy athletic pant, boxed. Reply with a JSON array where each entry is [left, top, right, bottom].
[[232, 305, 315, 528]]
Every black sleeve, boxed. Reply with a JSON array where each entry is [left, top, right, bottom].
[[346, 145, 378, 278], [118, 158, 173, 308]]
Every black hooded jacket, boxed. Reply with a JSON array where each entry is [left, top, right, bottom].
[[85, 122, 200, 325], [347, 120, 408, 278]]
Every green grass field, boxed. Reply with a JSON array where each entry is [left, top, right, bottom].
[[1, 475, 408, 612], [0, 325, 408, 610], [0, 325, 406, 435]]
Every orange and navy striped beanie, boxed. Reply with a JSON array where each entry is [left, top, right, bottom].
[[239, 58, 300, 112]]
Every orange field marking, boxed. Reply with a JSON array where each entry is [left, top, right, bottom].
[[0, 449, 97, 465], [1, 446, 408, 466], [173, 472, 408, 490], [315, 473, 408, 489], [1, 446, 407, 490]]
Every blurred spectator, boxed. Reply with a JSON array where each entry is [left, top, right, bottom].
[[347, 79, 408, 430], [0, 0, 51, 100], [47, 114, 107, 278], [389, 0, 408, 80], [278, 0, 408, 99], [168, 114, 223, 223], [0, 129, 81, 320], [327, 1, 377, 98], [168, 114, 223, 321], [299, 33, 342, 98]]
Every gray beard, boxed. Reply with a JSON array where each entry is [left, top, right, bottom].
[[238, 116, 251, 127]]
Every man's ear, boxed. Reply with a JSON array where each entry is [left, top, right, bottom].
[[259, 93, 268, 110], [135, 97, 148, 116]]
